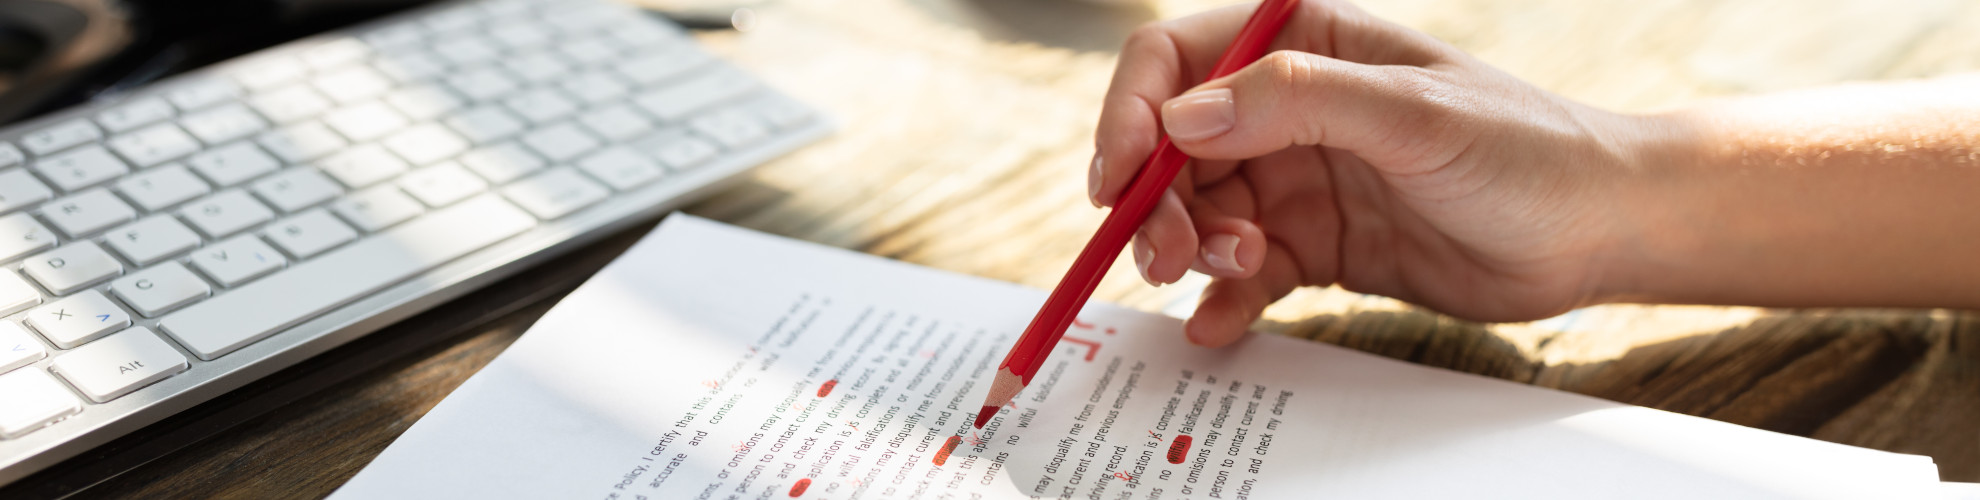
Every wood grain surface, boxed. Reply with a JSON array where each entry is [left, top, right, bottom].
[[21, 0, 1978, 497]]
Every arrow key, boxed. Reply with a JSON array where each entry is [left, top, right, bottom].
[[0, 321, 46, 374], [27, 290, 132, 349]]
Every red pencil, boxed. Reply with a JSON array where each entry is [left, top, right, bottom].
[[974, 0, 1302, 429]]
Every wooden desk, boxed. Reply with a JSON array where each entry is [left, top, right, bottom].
[[13, 0, 1977, 496]]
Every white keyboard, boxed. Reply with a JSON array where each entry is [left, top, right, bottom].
[[0, 0, 828, 485]]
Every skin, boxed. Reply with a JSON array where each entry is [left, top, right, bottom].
[[1091, 1, 1980, 348]]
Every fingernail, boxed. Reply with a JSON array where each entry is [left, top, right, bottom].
[[1087, 153, 1103, 208], [1201, 233, 1243, 273], [1162, 88, 1235, 141], [1133, 231, 1159, 286]]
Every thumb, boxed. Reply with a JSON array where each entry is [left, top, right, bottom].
[[1159, 50, 1462, 171]]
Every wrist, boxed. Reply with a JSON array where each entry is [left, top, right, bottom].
[[1582, 109, 1713, 306]]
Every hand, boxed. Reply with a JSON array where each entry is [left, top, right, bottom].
[[1092, 1, 1662, 346]]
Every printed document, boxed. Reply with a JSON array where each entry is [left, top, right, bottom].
[[334, 215, 1939, 499]]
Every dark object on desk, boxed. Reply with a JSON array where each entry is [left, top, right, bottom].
[[0, 0, 436, 126]]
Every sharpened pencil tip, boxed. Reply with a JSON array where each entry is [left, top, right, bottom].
[[974, 406, 997, 428]]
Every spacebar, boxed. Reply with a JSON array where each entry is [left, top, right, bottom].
[[161, 195, 537, 360]]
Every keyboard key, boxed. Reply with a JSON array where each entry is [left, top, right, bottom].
[[433, 36, 501, 67], [180, 104, 269, 144], [0, 169, 54, 214], [381, 124, 469, 165], [22, 242, 122, 295], [0, 269, 40, 317], [107, 123, 203, 167], [423, 7, 482, 36], [502, 88, 579, 123], [688, 108, 771, 149], [632, 129, 719, 170], [575, 147, 664, 190], [181, 190, 276, 239], [372, 50, 448, 83], [186, 141, 282, 187], [501, 168, 608, 219], [458, 143, 544, 183], [42, 189, 137, 238], [549, 7, 621, 35], [606, 19, 681, 48], [21, 120, 104, 155], [0, 369, 80, 438], [558, 37, 620, 66], [117, 164, 213, 211], [488, 23, 552, 50], [303, 38, 371, 69], [0, 142, 22, 167], [745, 94, 815, 130], [576, 106, 653, 142], [232, 56, 309, 91], [0, 321, 46, 374], [103, 216, 202, 266], [312, 66, 395, 104], [399, 162, 487, 207], [519, 122, 601, 162], [257, 121, 349, 163], [0, 213, 56, 263], [96, 97, 177, 133], [331, 186, 424, 232], [616, 48, 711, 86], [499, 52, 569, 83], [635, 69, 758, 121], [247, 84, 334, 123], [251, 169, 344, 212], [560, 71, 631, 105], [323, 102, 409, 142], [360, 24, 423, 52], [161, 194, 536, 360], [383, 84, 464, 121], [28, 290, 132, 348], [444, 68, 520, 101], [264, 209, 358, 259], [110, 263, 210, 317], [165, 79, 243, 111], [189, 235, 286, 287], [49, 327, 188, 403], [317, 144, 411, 189], [443, 106, 527, 144], [32, 145, 130, 192]]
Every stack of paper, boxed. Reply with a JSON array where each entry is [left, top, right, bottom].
[[334, 215, 1942, 499]]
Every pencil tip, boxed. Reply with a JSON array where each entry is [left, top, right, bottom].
[[973, 407, 996, 428]]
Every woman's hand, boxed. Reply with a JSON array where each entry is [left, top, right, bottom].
[[1093, 0, 1667, 346]]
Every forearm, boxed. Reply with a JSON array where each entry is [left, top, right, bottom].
[[1602, 75, 1980, 309]]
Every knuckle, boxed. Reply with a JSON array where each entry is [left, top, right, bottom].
[[1259, 50, 1315, 93]]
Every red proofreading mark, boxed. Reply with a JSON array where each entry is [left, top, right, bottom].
[[701, 380, 721, 389], [789, 478, 811, 497], [1072, 319, 1095, 329], [1147, 430, 1160, 439], [1061, 337, 1101, 362], [816, 379, 838, 397], [1105, 327, 1117, 335], [1166, 435, 1192, 464], [1113, 472, 1135, 481], [932, 436, 962, 465], [966, 432, 988, 447]]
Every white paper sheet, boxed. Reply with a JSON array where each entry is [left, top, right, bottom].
[[333, 215, 1940, 499]]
